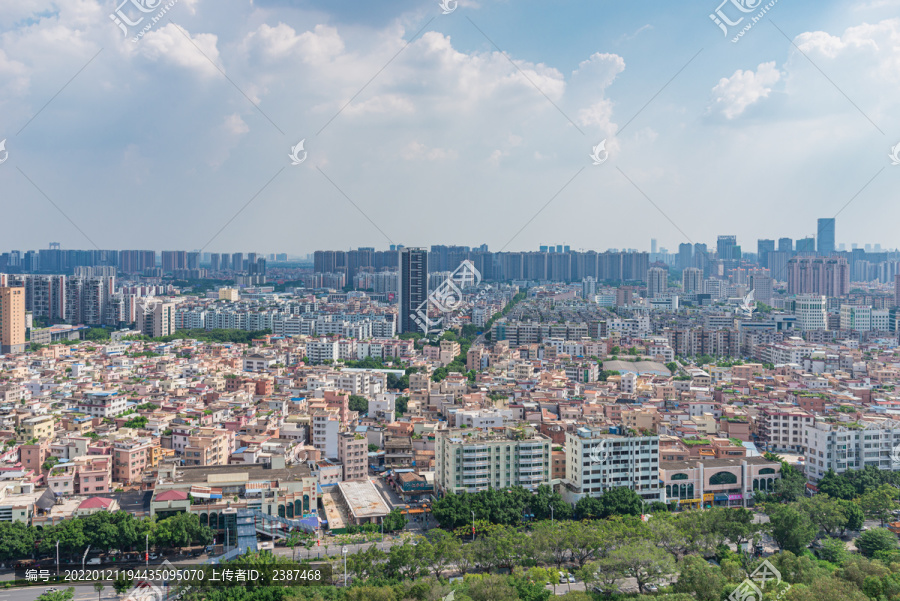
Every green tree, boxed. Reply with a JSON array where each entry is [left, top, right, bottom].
[[0, 521, 36, 560], [799, 494, 847, 535], [859, 484, 899, 526], [605, 542, 675, 594], [818, 536, 849, 565], [153, 512, 213, 550], [93, 583, 104, 601], [531, 484, 572, 521], [348, 395, 368, 413], [817, 469, 856, 500], [767, 503, 817, 555], [112, 574, 132, 595], [837, 499, 865, 534], [594, 487, 643, 518], [416, 529, 461, 578], [672, 555, 724, 601], [467, 574, 519, 601], [856, 528, 898, 557], [765, 453, 806, 502], [382, 508, 407, 532], [35, 588, 74, 601]]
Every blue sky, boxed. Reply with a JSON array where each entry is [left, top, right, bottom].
[[0, 0, 898, 256]]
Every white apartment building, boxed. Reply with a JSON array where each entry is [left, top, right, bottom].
[[804, 420, 900, 481], [840, 305, 872, 332], [77, 391, 127, 418], [306, 339, 339, 364], [563, 428, 661, 503], [453, 409, 511, 429], [793, 295, 827, 331], [312, 411, 340, 458], [434, 427, 552, 494]]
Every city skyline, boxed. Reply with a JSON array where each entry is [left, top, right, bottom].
[[1, 1, 898, 254]]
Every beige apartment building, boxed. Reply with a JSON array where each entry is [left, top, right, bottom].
[[184, 427, 235, 467], [338, 432, 368, 481], [0, 286, 26, 354], [21, 415, 55, 441]]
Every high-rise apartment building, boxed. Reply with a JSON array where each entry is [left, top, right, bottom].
[[0, 287, 26, 354], [796, 237, 816, 254], [777, 238, 793, 253], [817, 218, 835, 256], [717, 236, 737, 261], [647, 267, 668, 299], [682, 268, 702, 294], [398, 248, 428, 334], [791, 295, 827, 331], [749, 270, 773, 305], [757, 239, 775, 268], [677, 243, 693, 270], [338, 432, 368, 481], [785, 257, 850, 297]]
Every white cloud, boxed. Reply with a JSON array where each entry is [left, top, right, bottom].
[[709, 61, 781, 119], [139, 24, 221, 76], [402, 141, 458, 161]]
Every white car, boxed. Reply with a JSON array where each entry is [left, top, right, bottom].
[[567, 573, 576, 583], [646, 584, 659, 593], [44, 588, 58, 594]]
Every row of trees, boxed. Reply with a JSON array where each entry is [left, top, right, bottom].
[[431, 485, 661, 529], [0, 511, 213, 562]]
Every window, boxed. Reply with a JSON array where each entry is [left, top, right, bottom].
[[709, 471, 738, 485]]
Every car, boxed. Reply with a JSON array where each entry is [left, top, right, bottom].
[[646, 584, 659, 593], [44, 588, 58, 594], [149, 553, 159, 560], [559, 573, 567, 584], [567, 573, 576, 583], [86, 558, 102, 565]]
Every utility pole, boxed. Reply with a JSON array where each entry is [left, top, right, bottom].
[[145, 534, 149, 567], [471, 511, 475, 542], [55, 540, 60, 579], [342, 547, 348, 587], [82, 545, 91, 571], [550, 505, 554, 524]]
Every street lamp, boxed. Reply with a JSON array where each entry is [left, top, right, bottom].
[[55, 540, 59, 579], [82, 545, 91, 571], [550, 505, 554, 524], [145, 533, 149, 567], [342, 547, 348, 587], [380, 517, 384, 550], [471, 511, 476, 542]]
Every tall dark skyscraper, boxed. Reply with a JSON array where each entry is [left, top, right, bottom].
[[778, 238, 793, 253], [817, 218, 835, 256], [398, 248, 428, 334], [717, 235, 737, 261], [757, 239, 775, 267]]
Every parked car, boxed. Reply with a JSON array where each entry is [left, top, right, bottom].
[[567, 573, 576, 583], [149, 553, 159, 560], [646, 584, 659, 593], [86, 558, 102, 566], [44, 588, 58, 594], [559, 572, 567, 584]]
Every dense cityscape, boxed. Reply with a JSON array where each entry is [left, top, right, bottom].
[[3, 1, 900, 601]]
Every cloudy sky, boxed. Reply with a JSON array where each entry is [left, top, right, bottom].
[[1, 0, 898, 256]]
